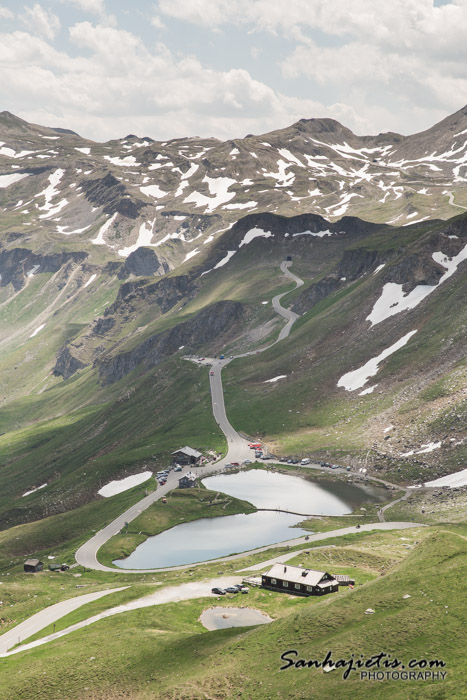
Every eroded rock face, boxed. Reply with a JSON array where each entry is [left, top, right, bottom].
[[81, 172, 148, 219], [118, 247, 167, 279], [105, 274, 194, 317], [0, 248, 87, 291], [292, 277, 342, 315], [337, 248, 388, 280], [97, 299, 245, 385], [53, 346, 87, 379], [385, 254, 445, 291]]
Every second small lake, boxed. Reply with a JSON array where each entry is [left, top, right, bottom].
[[202, 468, 386, 514]]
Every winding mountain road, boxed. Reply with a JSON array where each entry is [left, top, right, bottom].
[[76, 261, 303, 572], [75, 261, 417, 573], [1, 261, 425, 654]]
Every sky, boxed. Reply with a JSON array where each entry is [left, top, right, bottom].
[[0, 0, 466, 143]]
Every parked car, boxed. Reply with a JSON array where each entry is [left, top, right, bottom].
[[230, 462, 240, 467], [211, 587, 226, 595], [255, 451, 263, 458], [210, 371, 214, 376], [174, 466, 182, 472], [240, 588, 249, 594], [60, 564, 70, 571], [225, 586, 239, 594], [161, 497, 167, 504], [301, 458, 310, 465], [243, 459, 252, 464]]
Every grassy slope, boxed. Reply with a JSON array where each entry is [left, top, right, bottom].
[[0, 356, 225, 527], [0, 528, 464, 699], [220, 238, 467, 481]]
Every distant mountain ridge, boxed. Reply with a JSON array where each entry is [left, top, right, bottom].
[[1, 106, 467, 276]]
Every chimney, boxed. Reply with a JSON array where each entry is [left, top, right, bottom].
[[284, 566, 287, 573]]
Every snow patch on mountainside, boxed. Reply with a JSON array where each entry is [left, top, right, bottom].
[[29, 324, 45, 338], [337, 330, 417, 391], [140, 184, 167, 199], [22, 483, 47, 497], [292, 229, 333, 238], [224, 201, 257, 210], [35, 168, 64, 212], [184, 175, 236, 212], [239, 228, 273, 247], [57, 224, 91, 236], [104, 155, 140, 167], [98, 471, 152, 497], [91, 212, 118, 246], [368, 241, 467, 326], [118, 219, 157, 257], [83, 274, 97, 289], [425, 468, 467, 488], [0, 172, 30, 188]]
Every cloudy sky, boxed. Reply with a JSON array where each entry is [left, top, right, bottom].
[[0, 0, 466, 143]]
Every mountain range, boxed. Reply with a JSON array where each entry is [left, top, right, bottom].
[[0, 107, 466, 528]]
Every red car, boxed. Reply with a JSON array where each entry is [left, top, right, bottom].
[[210, 370, 214, 375]]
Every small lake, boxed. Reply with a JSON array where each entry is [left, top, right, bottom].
[[202, 469, 387, 514], [113, 469, 387, 569], [113, 510, 308, 569], [200, 606, 273, 630]]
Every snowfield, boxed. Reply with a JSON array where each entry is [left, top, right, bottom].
[[337, 330, 417, 391], [98, 471, 153, 497], [425, 468, 467, 488]]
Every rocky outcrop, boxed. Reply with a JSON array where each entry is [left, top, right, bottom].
[[105, 274, 194, 318], [0, 248, 87, 291], [91, 317, 116, 336], [53, 346, 87, 380], [97, 299, 245, 385], [81, 172, 148, 219], [384, 253, 445, 292], [292, 277, 342, 314], [117, 247, 168, 279], [337, 247, 389, 280]]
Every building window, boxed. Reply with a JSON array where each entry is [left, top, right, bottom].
[[271, 578, 277, 585], [295, 584, 300, 590], [306, 586, 313, 592], [283, 581, 288, 587]]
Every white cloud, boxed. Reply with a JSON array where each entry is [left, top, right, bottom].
[[0, 6, 14, 19], [0, 21, 334, 141], [1, 2, 466, 141], [151, 15, 166, 30], [19, 4, 61, 40], [62, 0, 107, 15], [157, 0, 467, 133]]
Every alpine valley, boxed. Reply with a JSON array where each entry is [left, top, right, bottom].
[[0, 107, 466, 700]]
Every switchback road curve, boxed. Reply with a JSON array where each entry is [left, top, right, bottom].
[[75, 261, 304, 572]]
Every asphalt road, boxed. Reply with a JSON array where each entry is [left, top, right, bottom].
[[0, 587, 128, 655], [75, 261, 304, 572]]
